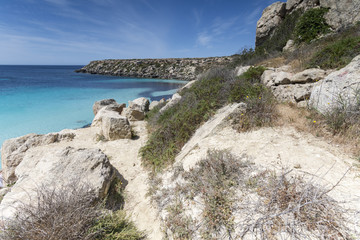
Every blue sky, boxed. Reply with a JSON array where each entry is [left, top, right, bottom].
[[0, 0, 279, 65]]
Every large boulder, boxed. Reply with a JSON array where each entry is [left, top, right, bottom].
[[256, 2, 286, 47], [1, 132, 75, 185], [0, 147, 115, 220], [125, 97, 150, 121], [101, 114, 132, 140], [93, 99, 117, 116], [129, 97, 150, 112], [309, 55, 360, 114], [92, 108, 132, 140]]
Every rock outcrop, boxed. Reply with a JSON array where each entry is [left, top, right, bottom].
[[75, 57, 233, 81], [93, 99, 126, 116], [125, 97, 150, 121], [159, 93, 182, 114], [1, 132, 75, 185], [309, 55, 360, 114], [256, 0, 360, 47], [256, 2, 286, 47], [0, 146, 115, 219], [261, 66, 327, 106]]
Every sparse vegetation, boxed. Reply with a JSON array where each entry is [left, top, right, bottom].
[[0, 180, 144, 240], [309, 36, 360, 69], [152, 150, 351, 239]]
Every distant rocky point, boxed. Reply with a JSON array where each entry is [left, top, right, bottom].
[[75, 57, 233, 80]]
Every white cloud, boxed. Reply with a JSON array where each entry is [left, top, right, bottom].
[[197, 32, 212, 47]]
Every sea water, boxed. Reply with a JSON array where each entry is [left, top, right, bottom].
[[0, 65, 186, 168]]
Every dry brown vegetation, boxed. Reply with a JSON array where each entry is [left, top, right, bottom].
[[276, 103, 360, 160], [0, 180, 145, 240], [150, 150, 353, 239]]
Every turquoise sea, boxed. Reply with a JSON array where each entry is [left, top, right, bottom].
[[0, 65, 185, 168]]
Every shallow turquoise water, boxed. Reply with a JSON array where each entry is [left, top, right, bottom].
[[0, 65, 185, 168]]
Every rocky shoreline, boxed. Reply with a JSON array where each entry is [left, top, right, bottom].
[[75, 57, 233, 81]]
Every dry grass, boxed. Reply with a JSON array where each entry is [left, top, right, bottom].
[[150, 150, 353, 239], [0, 179, 145, 240], [276, 103, 360, 159], [1, 181, 102, 240]]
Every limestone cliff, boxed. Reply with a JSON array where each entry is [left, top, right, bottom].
[[256, 0, 360, 48], [75, 57, 233, 81]]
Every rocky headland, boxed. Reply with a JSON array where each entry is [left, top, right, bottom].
[[75, 57, 233, 80]]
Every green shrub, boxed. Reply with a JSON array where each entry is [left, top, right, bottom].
[[141, 66, 277, 170], [259, 9, 303, 51], [228, 66, 266, 102], [141, 69, 231, 170], [90, 211, 145, 240], [308, 36, 360, 69], [294, 8, 330, 44]]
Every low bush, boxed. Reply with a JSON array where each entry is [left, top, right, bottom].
[[1, 180, 144, 240], [308, 36, 360, 69], [294, 8, 330, 44], [90, 211, 145, 240], [1, 182, 101, 240], [141, 68, 234, 170], [142, 66, 278, 170]]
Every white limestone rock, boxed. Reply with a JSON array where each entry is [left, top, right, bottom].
[[93, 99, 117, 116], [159, 93, 182, 114], [1, 132, 75, 185], [0, 147, 115, 220], [290, 68, 326, 84], [309, 55, 360, 114], [235, 66, 251, 77], [256, 2, 286, 46]]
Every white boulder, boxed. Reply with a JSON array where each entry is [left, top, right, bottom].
[[1, 132, 75, 185], [309, 55, 360, 114], [0, 147, 115, 220]]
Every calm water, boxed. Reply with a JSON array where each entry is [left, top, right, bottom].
[[0, 65, 185, 168]]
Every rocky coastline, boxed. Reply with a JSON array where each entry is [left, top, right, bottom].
[[75, 57, 233, 81]]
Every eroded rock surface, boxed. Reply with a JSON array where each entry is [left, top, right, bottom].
[[309, 55, 360, 114], [1, 132, 75, 185], [0, 147, 115, 220]]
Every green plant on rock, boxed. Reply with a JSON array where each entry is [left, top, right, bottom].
[[294, 8, 330, 44], [141, 68, 233, 170]]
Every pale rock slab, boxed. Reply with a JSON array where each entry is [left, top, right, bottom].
[[290, 68, 326, 84], [235, 66, 251, 77], [159, 93, 182, 114], [309, 55, 360, 114], [1, 132, 75, 185], [0, 147, 115, 220]]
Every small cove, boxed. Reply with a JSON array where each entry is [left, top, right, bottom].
[[0, 65, 186, 168]]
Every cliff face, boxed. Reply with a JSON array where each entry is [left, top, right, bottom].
[[256, 0, 360, 47], [75, 57, 233, 81]]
